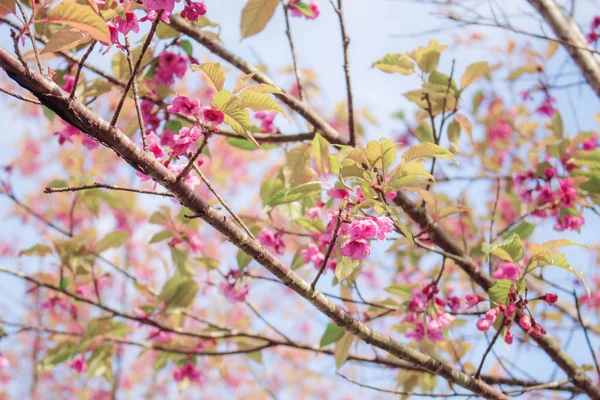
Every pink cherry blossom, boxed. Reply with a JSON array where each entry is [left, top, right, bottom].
[[301, 243, 324, 267], [167, 95, 201, 116], [493, 262, 520, 281], [348, 219, 378, 240], [116, 12, 139, 35], [69, 357, 87, 373], [544, 293, 558, 305], [181, 1, 207, 22], [582, 135, 598, 150], [519, 313, 532, 330], [258, 229, 285, 254], [172, 125, 203, 156], [488, 119, 511, 142], [327, 188, 349, 199], [340, 237, 370, 260], [554, 215, 585, 231], [146, 132, 164, 159], [173, 362, 203, 383], [504, 329, 514, 344], [147, 327, 172, 343], [465, 293, 484, 309], [142, 0, 179, 22], [536, 96, 556, 117], [219, 282, 249, 303], [374, 216, 393, 240], [81, 135, 99, 150], [504, 302, 516, 318], [202, 107, 225, 125]]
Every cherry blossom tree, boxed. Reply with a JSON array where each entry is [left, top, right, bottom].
[[0, 0, 598, 398]]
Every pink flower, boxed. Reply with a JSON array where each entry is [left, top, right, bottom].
[[61, 74, 75, 93], [289, 0, 320, 19], [340, 237, 370, 260], [69, 357, 87, 373], [147, 327, 172, 343], [54, 123, 80, 145], [160, 129, 175, 148], [146, 132, 164, 159], [181, 1, 207, 22], [172, 125, 203, 155], [536, 96, 556, 117], [544, 293, 558, 305], [554, 214, 585, 231], [558, 178, 577, 208], [0, 352, 9, 369], [255, 111, 277, 132], [173, 362, 203, 383], [116, 12, 139, 35], [519, 313, 532, 330], [141, 101, 161, 131], [219, 282, 249, 303], [106, 21, 118, 45], [154, 51, 188, 87], [406, 321, 425, 341], [504, 329, 514, 344], [327, 188, 349, 199], [488, 119, 511, 142], [529, 322, 546, 338], [493, 262, 520, 281], [465, 293, 485, 309], [202, 107, 225, 125], [582, 135, 598, 151], [142, 0, 178, 22], [374, 216, 393, 240], [504, 302, 516, 318], [355, 186, 365, 203], [167, 95, 201, 116], [385, 191, 397, 201], [301, 243, 324, 267], [188, 232, 204, 254], [349, 219, 378, 240], [81, 135, 99, 150], [543, 166, 557, 180], [257, 229, 285, 254], [476, 307, 499, 331], [305, 202, 324, 219]]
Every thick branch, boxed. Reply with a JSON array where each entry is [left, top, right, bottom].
[[0, 46, 506, 399], [527, 0, 600, 98]]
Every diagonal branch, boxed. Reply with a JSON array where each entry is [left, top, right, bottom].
[[0, 45, 506, 399], [527, 0, 600, 98], [168, 15, 346, 145]]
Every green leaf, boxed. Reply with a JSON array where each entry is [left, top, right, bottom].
[[149, 231, 174, 244], [48, 1, 110, 43], [59, 278, 69, 290], [237, 249, 252, 270], [335, 256, 362, 282], [447, 119, 460, 148], [385, 283, 418, 297], [194, 62, 225, 91], [239, 90, 285, 115], [266, 182, 322, 207], [19, 243, 53, 257], [402, 142, 456, 163], [95, 231, 129, 253], [489, 279, 513, 307], [460, 61, 489, 89], [170, 246, 195, 277], [226, 137, 275, 150], [482, 234, 524, 263], [530, 242, 590, 295], [311, 133, 330, 175], [158, 276, 199, 311], [372, 53, 415, 74], [180, 39, 193, 57], [334, 332, 353, 369], [418, 50, 440, 73], [42, 26, 92, 53], [319, 324, 344, 347], [552, 111, 564, 139], [365, 139, 396, 171], [507, 63, 539, 80], [240, 0, 280, 39], [195, 256, 220, 270], [40, 342, 75, 368], [502, 221, 535, 241], [87, 344, 113, 381]]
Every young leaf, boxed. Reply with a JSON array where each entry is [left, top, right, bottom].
[[42, 27, 92, 53], [489, 279, 513, 307], [365, 139, 396, 170], [460, 61, 489, 89], [418, 50, 440, 73], [194, 62, 225, 91], [402, 142, 456, 163], [95, 231, 129, 253], [239, 90, 285, 115], [48, 1, 111, 43], [19, 244, 53, 257], [240, 0, 280, 39], [372, 53, 415, 74], [481, 234, 524, 263], [334, 332, 353, 369], [335, 256, 362, 282], [319, 323, 344, 347]]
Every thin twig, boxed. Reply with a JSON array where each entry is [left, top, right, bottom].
[[43, 183, 174, 197], [573, 291, 600, 377], [332, 0, 356, 146], [489, 177, 501, 275], [15, 0, 43, 75], [124, 35, 149, 150], [0, 87, 40, 104], [311, 201, 345, 290], [280, 0, 304, 101], [475, 316, 506, 379], [110, 10, 163, 127], [192, 164, 256, 240], [493, 202, 554, 241], [245, 301, 294, 344], [177, 131, 211, 182], [336, 373, 469, 397], [70, 41, 96, 100]]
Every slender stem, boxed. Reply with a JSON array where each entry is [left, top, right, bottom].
[[70, 41, 96, 100], [489, 177, 501, 275], [110, 10, 163, 127], [16, 0, 43, 75], [176, 131, 211, 182], [44, 183, 174, 197], [573, 292, 600, 377], [124, 35, 148, 150], [332, 0, 356, 146], [0, 87, 40, 104], [192, 164, 256, 240], [311, 201, 345, 290], [280, 1, 304, 101], [475, 316, 506, 379]]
